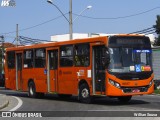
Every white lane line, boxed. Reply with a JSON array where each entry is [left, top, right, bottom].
[[9, 96, 23, 111]]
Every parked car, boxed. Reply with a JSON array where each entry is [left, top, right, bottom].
[[0, 74, 5, 87]]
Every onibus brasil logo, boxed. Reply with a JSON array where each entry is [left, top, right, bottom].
[[1, 0, 16, 7]]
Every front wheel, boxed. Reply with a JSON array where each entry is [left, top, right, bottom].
[[79, 84, 91, 103], [58, 94, 72, 99], [118, 96, 132, 103]]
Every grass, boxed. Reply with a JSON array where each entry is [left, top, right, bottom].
[[154, 89, 160, 94]]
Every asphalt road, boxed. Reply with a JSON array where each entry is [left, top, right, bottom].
[[0, 87, 160, 119], [0, 87, 160, 111]]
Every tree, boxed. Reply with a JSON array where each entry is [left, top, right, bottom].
[[154, 15, 160, 34], [154, 35, 160, 46], [154, 15, 160, 46]]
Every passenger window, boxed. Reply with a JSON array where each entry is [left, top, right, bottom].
[[74, 43, 90, 67], [24, 50, 33, 68], [7, 51, 15, 69], [35, 49, 46, 68], [60, 45, 73, 67]]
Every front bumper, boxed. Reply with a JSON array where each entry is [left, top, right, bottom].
[[107, 82, 154, 96], [106, 74, 154, 96]]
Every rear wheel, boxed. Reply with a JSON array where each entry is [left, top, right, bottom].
[[28, 81, 36, 98], [118, 96, 132, 103], [28, 81, 44, 98], [79, 83, 91, 103], [37, 93, 44, 98]]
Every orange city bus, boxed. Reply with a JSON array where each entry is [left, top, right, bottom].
[[5, 34, 154, 103]]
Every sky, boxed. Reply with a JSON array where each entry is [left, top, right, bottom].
[[0, 0, 160, 43]]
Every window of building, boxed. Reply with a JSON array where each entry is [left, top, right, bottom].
[[35, 48, 46, 68], [60, 45, 73, 67], [24, 50, 33, 68], [7, 51, 15, 69], [74, 43, 90, 67]]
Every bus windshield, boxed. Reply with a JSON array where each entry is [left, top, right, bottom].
[[108, 47, 152, 73]]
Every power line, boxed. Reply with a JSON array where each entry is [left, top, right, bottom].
[[138, 29, 156, 34], [130, 27, 154, 34], [0, 13, 69, 35], [18, 36, 50, 45], [2, 35, 15, 38], [145, 31, 156, 35], [1, 6, 159, 37], [130, 27, 156, 34], [72, 6, 160, 20], [19, 36, 49, 42], [12, 39, 16, 44]]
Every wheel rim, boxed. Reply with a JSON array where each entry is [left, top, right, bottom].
[[29, 86, 34, 95], [81, 88, 89, 98]]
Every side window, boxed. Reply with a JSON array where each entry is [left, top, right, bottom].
[[7, 51, 15, 69], [60, 45, 73, 67], [74, 43, 90, 67], [35, 49, 46, 68], [24, 50, 33, 68]]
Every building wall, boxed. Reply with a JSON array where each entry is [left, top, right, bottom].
[[51, 33, 155, 45], [152, 47, 160, 80]]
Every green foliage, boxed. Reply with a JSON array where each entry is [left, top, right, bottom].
[[154, 89, 160, 94], [154, 35, 160, 46], [154, 15, 160, 34], [154, 15, 160, 46]]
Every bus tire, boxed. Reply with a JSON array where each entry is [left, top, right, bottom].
[[37, 93, 45, 98], [118, 96, 132, 103], [79, 83, 91, 103], [58, 94, 72, 99], [28, 81, 37, 98]]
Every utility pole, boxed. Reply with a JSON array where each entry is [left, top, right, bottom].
[[69, 0, 73, 40], [47, 0, 91, 40], [16, 24, 19, 47], [47, 0, 73, 40]]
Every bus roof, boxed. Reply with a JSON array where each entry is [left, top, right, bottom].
[[6, 34, 146, 52], [6, 36, 108, 51]]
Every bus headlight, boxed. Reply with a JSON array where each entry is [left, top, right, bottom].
[[109, 79, 121, 89], [149, 79, 153, 87]]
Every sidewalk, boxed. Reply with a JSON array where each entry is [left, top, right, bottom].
[[0, 94, 9, 110]]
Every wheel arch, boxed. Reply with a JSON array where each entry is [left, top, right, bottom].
[[78, 79, 92, 103], [28, 78, 34, 88], [78, 79, 89, 88], [78, 79, 91, 95]]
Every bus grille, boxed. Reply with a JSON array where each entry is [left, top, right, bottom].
[[122, 86, 148, 93]]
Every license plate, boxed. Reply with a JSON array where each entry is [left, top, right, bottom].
[[132, 89, 140, 93]]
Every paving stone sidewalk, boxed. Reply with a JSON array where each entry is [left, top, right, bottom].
[[0, 94, 9, 110]]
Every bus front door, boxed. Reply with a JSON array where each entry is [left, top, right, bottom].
[[92, 46, 106, 95], [16, 53, 22, 90], [47, 49, 58, 93]]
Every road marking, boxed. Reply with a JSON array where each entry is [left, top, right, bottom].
[[149, 94, 160, 96], [9, 96, 23, 111]]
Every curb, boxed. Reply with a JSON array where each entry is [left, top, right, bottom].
[[152, 93, 160, 96], [0, 94, 9, 110]]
